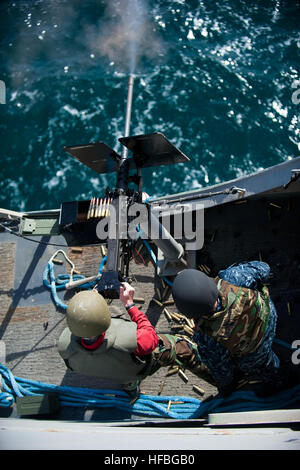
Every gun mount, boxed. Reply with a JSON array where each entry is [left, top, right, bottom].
[[62, 75, 191, 298]]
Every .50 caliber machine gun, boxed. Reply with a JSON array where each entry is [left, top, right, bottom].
[[63, 75, 190, 298]]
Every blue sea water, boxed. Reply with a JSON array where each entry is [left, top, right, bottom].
[[0, 0, 299, 211]]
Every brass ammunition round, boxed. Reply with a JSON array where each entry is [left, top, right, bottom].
[[71, 247, 83, 253], [183, 325, 194, 336], [152, 298, 163, 307], [166, 367, 179, 377], [163, 300, 174, 306], [163, 308, 172, 321], [133, 297, 145, 303], [178, 369, 189, 383], [192, 385, 205, 395]]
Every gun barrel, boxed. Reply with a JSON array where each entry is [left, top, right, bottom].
[[144, 211, 186, 263], [97, 75, 135, 298], [121, 74, 135, 161]]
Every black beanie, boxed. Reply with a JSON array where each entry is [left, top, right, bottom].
[[172, 269, 218, 319]]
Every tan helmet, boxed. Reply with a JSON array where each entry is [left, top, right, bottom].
[[66, 290, 111, 337]]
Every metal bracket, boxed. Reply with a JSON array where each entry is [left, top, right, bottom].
[[156, 246, 196, 277], [22, 218, 36, 233]]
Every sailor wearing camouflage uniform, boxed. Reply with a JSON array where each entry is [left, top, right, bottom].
[[58, 282, 211, 397], [172, 261, 284, 396]]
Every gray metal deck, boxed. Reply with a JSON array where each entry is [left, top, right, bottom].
[[1, 416, 299, 450], [0, 156, 299, 450]]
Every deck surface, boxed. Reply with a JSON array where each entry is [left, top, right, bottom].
[[1, 187, 300, 421], [0, 231, 217, 407]]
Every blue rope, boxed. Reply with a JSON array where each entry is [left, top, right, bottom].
[[273, 338, 295, 351], [43, 256, 107, 310], [1, 364, 299, 418], [98, 255, 107, 275]]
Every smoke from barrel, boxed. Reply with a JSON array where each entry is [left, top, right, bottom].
[[86, 0, 165, 76]]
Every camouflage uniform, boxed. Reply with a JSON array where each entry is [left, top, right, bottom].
[[149, 334, 215, 385], [194, 261, 281, 395], [123, 334, 215, 397], [198, 277, 270, 356]]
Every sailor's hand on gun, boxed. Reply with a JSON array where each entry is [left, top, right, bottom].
[[120, 282, 135, 308]]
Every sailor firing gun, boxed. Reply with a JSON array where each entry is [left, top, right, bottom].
[[58, 282, 214, 399]]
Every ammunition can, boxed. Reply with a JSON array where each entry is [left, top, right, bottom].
[[16, 394, 60, 416]]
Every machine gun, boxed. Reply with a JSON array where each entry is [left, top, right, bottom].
[[63, 75, 190, 298]]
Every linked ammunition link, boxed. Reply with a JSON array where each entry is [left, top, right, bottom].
[[87, 197, 113, 219]]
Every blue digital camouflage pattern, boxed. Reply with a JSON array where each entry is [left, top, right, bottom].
[[193, 261, 280, 390], [218, 261, 271, 290]]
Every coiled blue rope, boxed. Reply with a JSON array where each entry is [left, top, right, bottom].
[[1, 364, 299, 419], [43, 255, 107, 310], [43, 222, 173, 312]]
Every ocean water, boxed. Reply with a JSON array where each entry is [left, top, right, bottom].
[[0, 0, 299, 212]]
